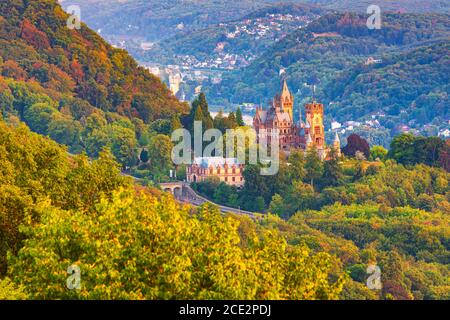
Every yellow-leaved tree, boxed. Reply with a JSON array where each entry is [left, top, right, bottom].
[[8, 188, 345, 300]]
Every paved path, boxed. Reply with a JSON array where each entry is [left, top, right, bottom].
[[121, 173, 262, 219]]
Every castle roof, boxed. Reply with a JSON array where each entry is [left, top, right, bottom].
[[256, 109, 268, 122], [193, 157, 241, 168]]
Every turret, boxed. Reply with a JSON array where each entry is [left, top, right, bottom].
[[306, 133, 313, 147], [333, 132, 341, 157]]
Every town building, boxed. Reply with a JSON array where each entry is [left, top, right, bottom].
[[186, 157, 245, 187]]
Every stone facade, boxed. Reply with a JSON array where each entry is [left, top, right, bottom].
[[186, 157, 245, 187]]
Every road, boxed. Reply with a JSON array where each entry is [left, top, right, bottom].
[[179, 184, 261, 219]]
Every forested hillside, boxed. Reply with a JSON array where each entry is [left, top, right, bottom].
[[61, 0, 450, 42], [0, 0, 188, 168], [1, 117, 448, 300], [0, 119, 345, 300], [205, 12, 450, 143], [308, 0, 450, 13], [140, 3, 324, 66], [62, 0, 288, 41]]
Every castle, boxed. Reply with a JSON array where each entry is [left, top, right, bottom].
[[253, 80, 340, 159]]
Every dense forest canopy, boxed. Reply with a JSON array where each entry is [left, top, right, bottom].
[[0, 0, 448, 301], [0, 0, 190, 170]]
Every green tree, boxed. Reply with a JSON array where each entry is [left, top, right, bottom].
[[148, 134, 173, 177], [322, 148, 344, 187], [140, 149, 149, 163], [370, 145, 388, 161], [288, 149, 306, 181], [269, 194, 287, 217], [7, 189, 344, 300], [304, 146, 323, 189], [389, 133, 416, 165], [236, 107, 245, 126]]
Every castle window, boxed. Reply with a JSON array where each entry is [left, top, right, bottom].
[[225, 177, 228, 182], [232, 177, 235, 182], [315, 126, 320, 135]]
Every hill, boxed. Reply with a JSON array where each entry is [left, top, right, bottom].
[[1, 117, 448, 300], [0, 0, 188, 167], [139, 3, 325, 66], [309, 0, 450, 13], [204, 12, 450, 145], [61, 0, 450, 43], [61, 0, 288, 41], [0, 119, 346, 299]]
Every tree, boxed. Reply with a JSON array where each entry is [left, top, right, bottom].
[[254, 196, 266, 212], [236, 107, 245, 126], [148, 134, 173, 177], [269, 194, 287, 217], [7, 188, 344, 299], [288, 149, 306, 181], [413, 136, 444, 167], [342, 134, 370, 159], [23, 102, 57, 135], [227, 112, 237, 129], [389, 133, 416, 165], [286, 181, 316, 214], [304, 146, 323, 189], [140, 149, 149, 163], [370, 145, 388, 161], [439, 139, 450, 172]]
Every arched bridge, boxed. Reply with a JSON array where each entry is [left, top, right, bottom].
[[159, 182, 259, 219], [159, 182, 185, 198]]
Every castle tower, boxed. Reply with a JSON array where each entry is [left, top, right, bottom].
[[275, 79, 294, 120], [304, 101, 325, 150]]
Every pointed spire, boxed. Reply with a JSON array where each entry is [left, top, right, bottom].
[[334, 131, 340, 144], [281, 79, 291, 100], [306, 133, 312, 145]]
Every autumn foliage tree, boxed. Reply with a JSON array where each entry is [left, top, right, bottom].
[[342, 134, 370, 159]]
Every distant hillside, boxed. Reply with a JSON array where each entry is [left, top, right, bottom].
[[61, 0, 450, 42], [140, 3, 325, 65], [61, 0, 288, 41], [204, 12, 450, 144], [308, 0, 450, 13]]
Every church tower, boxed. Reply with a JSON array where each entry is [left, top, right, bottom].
[[304, 100, 325, 150]]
